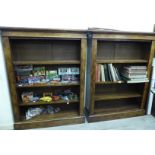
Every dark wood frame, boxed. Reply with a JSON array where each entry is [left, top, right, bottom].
[[1, 28, 87, 129], [87, 31, 155, 122]]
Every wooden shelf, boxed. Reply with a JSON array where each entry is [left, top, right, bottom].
[[13, 60, 80, 65], [96, 59, 148, 64], [96, 81, 124, 84], [20, 99, 79, 106], [95, 104, 139, 114], [16, 82, 80, 88], [95, 92, 142, 101]]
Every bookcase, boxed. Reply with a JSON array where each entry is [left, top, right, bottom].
[[87, 31, 155, 122], [1, 27, 86, 129]]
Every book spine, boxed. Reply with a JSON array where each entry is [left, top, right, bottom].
[[109, 64, 116, 81], [96, 64, 99, 82], [98, 64, 100, 82], [104, 64, 108, 81], [101, 65, 105, 82], [108, 64, 112, 81]]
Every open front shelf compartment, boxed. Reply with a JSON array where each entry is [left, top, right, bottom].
[[10, 39, 81, 62], [87, 98, 145, 123], [94, 98, 141, 114], [95, 83, 144, 98], [15, 109, 84, 130], [97, 41, 151, 62]]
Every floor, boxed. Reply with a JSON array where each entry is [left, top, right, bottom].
[[38, 115, 155, 130]]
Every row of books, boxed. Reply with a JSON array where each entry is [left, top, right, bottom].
[[121, 66, 149, 83], [96, 64, 149, 83], [96, 64, 121, 82]]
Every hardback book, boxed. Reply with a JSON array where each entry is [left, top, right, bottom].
[[101, 65, 105, 82], [107, 64, 112, 81], [104, 64, 109, 81], [124, 66, 147, 70], [122, 72, 147, 79], [96, 64, 101, 82], [109, 64, 116, 81]]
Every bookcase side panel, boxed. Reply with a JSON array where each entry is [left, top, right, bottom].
[[141, 40, 155, 109], [90, 39, 97, 114], [80, 39, 87, 115], [2, 36, 20, 121]]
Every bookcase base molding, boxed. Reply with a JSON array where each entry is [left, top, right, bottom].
[[14, 115, 85, 130], [86, 108, 145, 123]]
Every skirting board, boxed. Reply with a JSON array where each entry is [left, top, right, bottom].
[[0, 123, 14, 130]]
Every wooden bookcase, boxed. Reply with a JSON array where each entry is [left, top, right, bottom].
[[87, 31, 155, 122], [1, 28, 87, 129]]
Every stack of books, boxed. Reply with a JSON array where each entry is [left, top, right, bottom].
[[121, 66, 149, 83], [96, 64, 121, 82]]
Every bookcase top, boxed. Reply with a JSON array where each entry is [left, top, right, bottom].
[[0, 26, 155, 35]]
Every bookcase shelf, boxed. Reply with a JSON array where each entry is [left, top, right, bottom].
[[16, 83, 80, 88], [87, 31, 155, 123], [19, 99, 79, 107], [96, 59, 148, 64], [95, 81, 124, 84], [95, 92, 142, 101], [13, 60, 81, 65], [1, 28, 86, 129]]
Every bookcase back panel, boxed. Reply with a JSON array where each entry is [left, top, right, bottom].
[[11, 39, 81, 61], [97, 41, 151, 60], [17, 86, 80, 100], [95, 83, 144, 94], [94, 98, 141, 113], [20, 103, 79, 120]]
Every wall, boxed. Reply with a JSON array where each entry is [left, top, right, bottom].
[[0, 36, 14, 129], [0, 0, 155, 129]]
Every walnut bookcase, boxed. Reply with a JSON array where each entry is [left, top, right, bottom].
[[87, 31, 155, 122], [1, 28, 87, 129]]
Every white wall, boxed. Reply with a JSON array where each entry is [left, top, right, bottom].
[[0, 0, 155, 129], [0, 36, 14, 129]]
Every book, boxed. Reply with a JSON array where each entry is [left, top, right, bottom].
[[101, 65, 105, 81], [124, 66, 146, 70], [122, 72, 147, 79], [107, 64, 112, 81], [104, 64, 109, 81], [109, 64, 116, 81], [96, 64, 101, 82]]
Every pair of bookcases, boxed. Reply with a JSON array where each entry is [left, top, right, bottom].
[[1, 27, 155, 129]]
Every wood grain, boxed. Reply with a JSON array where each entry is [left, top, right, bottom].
[[79, 39, 87, 115], [95, 92, 141, 101], [2, 37, 20, 121], [13, 60, 80, 65], [141, 41, 155, 108], [90, 39, 97, 114]]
